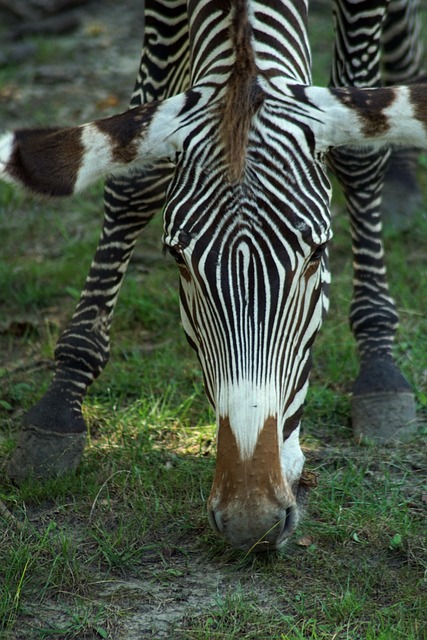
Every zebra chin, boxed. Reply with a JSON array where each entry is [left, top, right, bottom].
[[207, 415, 305, 552]]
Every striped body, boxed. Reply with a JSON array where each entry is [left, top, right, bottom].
[[1, 0, 426, 550]]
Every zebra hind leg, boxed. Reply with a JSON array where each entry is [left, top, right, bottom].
[[328, 0, 419, 443], [8, 170, 168, 483], [328, 147, 418, 444]]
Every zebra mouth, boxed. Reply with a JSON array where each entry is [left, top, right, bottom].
[[246, 505, 298, 552], [207, 503, 298, 552]]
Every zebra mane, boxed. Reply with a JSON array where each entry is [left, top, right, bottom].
[[221, 0, 264, 183]]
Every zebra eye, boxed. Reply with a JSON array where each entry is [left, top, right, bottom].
[[168, 245, 186, 266], [309, 243, 327, 263]]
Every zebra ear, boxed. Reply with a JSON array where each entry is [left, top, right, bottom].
[[0, 91, 195, 197], [303, 85, 427, 152]]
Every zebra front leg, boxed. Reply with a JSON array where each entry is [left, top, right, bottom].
[[8, 168, 169, 483], [328, 147, 418, 443], [7, 0, 188, 482], [328, 0, 418, 442]]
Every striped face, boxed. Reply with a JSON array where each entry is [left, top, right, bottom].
[[163, 105, 332, 550]]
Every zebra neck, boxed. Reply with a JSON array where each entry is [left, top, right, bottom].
[[187, 0, 312, 87], [187, 0, 312, 183]]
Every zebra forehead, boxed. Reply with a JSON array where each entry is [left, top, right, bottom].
[[165, 191, 331, 254]]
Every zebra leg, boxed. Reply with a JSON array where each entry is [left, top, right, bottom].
[[8, 166, 172, 483], [8, 0, 189, 482], [329, 0, 417, 442], [381, 0, 425, 230], [329, 148, 417, 443]]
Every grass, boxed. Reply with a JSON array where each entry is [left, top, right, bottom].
[[1, 3, 427, 639]]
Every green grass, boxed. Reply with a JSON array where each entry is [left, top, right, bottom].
[[1, 3, 427, 639], [1, 180, 425, 640]]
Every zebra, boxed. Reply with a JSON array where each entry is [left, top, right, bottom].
[[381, 0, 424, 227], [328, 0, 424, 442], [1, 0, 426, 551]]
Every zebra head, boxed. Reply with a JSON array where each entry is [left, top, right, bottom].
[[161, 92, 332, 549]]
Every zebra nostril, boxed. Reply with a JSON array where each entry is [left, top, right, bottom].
[[277, 506, 296, 543], [208, 508, 222, 534], [285, 505, 294, 524]]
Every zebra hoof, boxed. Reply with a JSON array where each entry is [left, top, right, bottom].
[[351, 391, 418, 444], [8, 425, 86, 485]]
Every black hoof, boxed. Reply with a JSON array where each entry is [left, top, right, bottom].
[[8, 383, 87, 484], [8, 425, 86, 484], [352, 391, 418, 444], [351, 355, 418, 443]]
